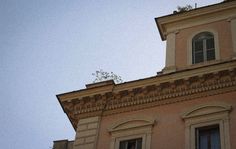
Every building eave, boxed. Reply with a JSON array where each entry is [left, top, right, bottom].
[[155, 0, 236, 40], [57, 59, 236, 130]]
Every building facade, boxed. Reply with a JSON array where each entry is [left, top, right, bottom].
[[54, 1, 236, 149]]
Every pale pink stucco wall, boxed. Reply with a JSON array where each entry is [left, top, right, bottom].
[[96, 91, 236, 149], [175, 20, 234, 69]]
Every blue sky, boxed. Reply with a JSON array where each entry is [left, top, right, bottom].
[[0, 0, 221, 148]]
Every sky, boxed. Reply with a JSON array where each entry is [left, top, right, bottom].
[[0, 0, 222, 148]]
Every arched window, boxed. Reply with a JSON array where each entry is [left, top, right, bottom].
[[192, 32, 215, 64]]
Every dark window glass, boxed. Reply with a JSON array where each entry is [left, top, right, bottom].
[[196, 125, 221, 149], [195, 40, 204, 52], [207, 49, 215, 61], [120, 141, 126, 149], [119, 138, 142, 149], [195, 51, 204, 63], [206, 38, 214, 49]]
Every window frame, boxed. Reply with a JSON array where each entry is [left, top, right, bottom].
[[116, 135, 145, 149], [108, 117, 155, 149], [187, 29, 220, 66], [195, 124, 221, 149], [182, 103, 232, 149], [192, 32, 215, 64], [192, 120, 223, 149]]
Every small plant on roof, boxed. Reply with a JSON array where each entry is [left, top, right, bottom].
[[174, 5, 193, 13], [92, 69, 123, 84]]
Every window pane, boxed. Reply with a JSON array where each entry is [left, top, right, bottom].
[[199, 132, 208, 149], [195, 51, 204, 63], [206, 38, 214, 49], [207, 49, 215, 61], [127, 140, 136, 149], [195, 40, 204, 52], [119, 138, 142, 149], [119, 141, 127, 149], [193, 39, 204, 64], [136, 138, 142, 149]]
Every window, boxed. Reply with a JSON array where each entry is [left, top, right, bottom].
[[119, 138, 142, 149], [182, 103, 232, 149], [192, 32, 215, 64], [196, 125, 221, 149], [108, 117, 155, 149]]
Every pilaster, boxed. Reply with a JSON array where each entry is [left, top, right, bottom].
[[73, 116, 100, 149], [163, 31, 178, 73]]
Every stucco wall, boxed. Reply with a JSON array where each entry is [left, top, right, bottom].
[[175, 20, 234, 69], [96, 91, 236, 149]]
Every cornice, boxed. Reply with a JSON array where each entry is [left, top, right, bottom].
[[58, 83, 114, 102], [104, 76, 236, 116], [155, 1, 236, 40], [58, 61, 236, 130]]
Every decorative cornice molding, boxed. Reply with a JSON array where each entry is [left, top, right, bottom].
[[59, 62, 236, 129], [108, 117, 155, 132]]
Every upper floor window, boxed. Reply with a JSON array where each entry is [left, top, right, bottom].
[[192, 32, 215, 64]]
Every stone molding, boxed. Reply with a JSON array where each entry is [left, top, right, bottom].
[[58, 61, 236, 129], [108, 116, 155, 132], [108, 116, 155, 149], [181, 103, 232, 119]]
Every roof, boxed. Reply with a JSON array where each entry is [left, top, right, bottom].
[[155, 0, 236, 40]]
